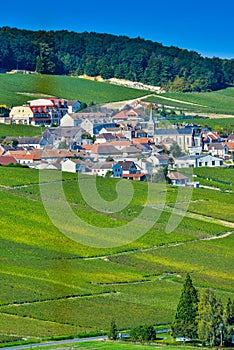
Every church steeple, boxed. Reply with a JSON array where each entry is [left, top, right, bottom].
[[147, 106, 155, 137], [149, 106, 153, 123]]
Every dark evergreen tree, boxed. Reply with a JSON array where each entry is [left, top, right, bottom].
[[171, 273, 198, 339], [35, 55, 43, 73], [108, 319, 118, 340], [225, 297, 234, 326], [12, 139, 18, 148]]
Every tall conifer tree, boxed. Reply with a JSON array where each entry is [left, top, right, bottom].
[[197, 289, 226, 346], [171, 273, 198, 339]]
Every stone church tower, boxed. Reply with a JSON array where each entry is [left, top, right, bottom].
[[147, 107, 155, 138]]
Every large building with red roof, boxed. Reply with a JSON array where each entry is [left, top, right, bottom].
[[9, 98, 69, 126]]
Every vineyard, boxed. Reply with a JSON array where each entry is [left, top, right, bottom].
[[0, 167, 233, 342]]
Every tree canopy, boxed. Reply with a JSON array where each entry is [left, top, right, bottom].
[[0, 27, 234, 92]]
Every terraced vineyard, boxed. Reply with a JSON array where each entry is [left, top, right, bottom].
[[0, 167, 233, 342]]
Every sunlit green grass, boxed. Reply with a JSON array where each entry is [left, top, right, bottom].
[[144, 87, 234, 115], [0, 73, 152, 107]]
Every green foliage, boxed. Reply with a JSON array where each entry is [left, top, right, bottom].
[[11, 138, 18, 147], [171, 273, 198, 339], [0, 27, 233, 91], [108, 320, 118, 340], [105, 170, 113, 178], [58, 141, 68, 149], [170, 142, 183, 157], [225, 297, 234, 326], [130, 324, 156, 343], [197, 289, 225, 347]]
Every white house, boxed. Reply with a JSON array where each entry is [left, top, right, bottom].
[[195, 154, 224, 167], [60, 113, 82, 127], [91, 161, 114, 177], [147, 154, 171, 168], [205, 143, 228, 158], [174, 154, 224, 168], [61, 159, 86, 173], [17, 137, 43, 149]]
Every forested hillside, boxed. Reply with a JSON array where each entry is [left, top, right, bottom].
[[0, 26, 234, 92]]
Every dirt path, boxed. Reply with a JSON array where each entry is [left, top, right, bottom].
[[163, 205, 234, 228], [104, 93, 234, 118], [147, 94, 207, 106], [103, 94, 154, 109], [83, 231, 233, 261], [104, 92, 209, 110]]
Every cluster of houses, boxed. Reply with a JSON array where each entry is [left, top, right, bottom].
[[0, 97, 233, 186]]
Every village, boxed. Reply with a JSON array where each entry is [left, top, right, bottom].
[[0, 96, 234, 187]]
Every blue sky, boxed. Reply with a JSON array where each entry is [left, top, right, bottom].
[[2, 0, 234, 58]]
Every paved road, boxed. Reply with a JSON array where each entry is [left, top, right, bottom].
[[2, 335, 108, 349], [3, 329, 170, 349]]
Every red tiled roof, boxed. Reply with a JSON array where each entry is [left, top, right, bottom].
[[132, 138, 149, 144], [0, 156, 17, 165], [225, 142, 234, 150], [82, 144, 94, 151], [16, 154, 35, 160]]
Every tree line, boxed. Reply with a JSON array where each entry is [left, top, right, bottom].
[[0, 27, 234, 92]]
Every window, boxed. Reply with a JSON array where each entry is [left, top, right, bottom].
[[212, 161, 215, 166], [205, 162, 208, 166], [199, 162, 202, 167]]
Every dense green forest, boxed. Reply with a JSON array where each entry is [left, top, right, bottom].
[[0, 26, 234, 92]]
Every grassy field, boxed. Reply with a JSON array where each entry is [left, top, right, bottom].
[[0, 74, 153, 107], [0, 167, 233, 343], [165, 117, 234, 131], [0, 124, 45, 137], [144, 87, 234, 115]]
